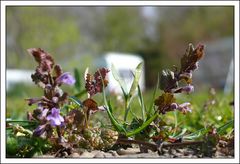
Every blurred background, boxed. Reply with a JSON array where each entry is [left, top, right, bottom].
[[6, 6, 234, 129]]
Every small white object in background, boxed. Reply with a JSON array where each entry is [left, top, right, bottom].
[[94, 52, 145, 95], [6, 69, 33, 91]]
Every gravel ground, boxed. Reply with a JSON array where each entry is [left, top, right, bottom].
[[36, 144, 234, 159]]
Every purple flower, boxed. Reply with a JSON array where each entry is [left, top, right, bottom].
[[46, 108, 64, 126], [56, 72, 75, 85], [177, 102, 192, 114], [33, 124, 46, 137], [182, 85, 194, 94], [170, 103, 178, 110], [41, 108, 49, 118]]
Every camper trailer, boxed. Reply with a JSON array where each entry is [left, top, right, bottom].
[[6, 69, 33, 91], [94, 52, 145, 94]]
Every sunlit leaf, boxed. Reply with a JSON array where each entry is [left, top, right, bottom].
[[137, 84, 146, 121], [160, 69, 177, 92], [180, 44, 204, 72], [111, 64, 128, 99], [128, 62, 143, 99], [217, 119, 234, 135]]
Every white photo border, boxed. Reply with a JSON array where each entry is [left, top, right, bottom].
[[1, 1, 239, 163]]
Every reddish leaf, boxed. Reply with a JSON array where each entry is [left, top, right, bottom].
[[53, 65, 63, 78], [180, 44, 205, 73], [85, 68, 109, 96], [83, 98, 99, 112], [27, 48, 55, 72], [154, 93, 176, 114]]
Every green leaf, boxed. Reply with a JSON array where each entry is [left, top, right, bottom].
[[217, 119, 234, 135], [100, 70, 127, 133], [69, 96, 83, 108], [6, 136, 18, 156], [111, 64, 128, 99], [128, 62, 143, 99], [74, 89, 87, 98], [137, 84, 146, 121], [105, 100, 127, 133], [147, 73, 159, 117], [126, 113, 158, 137], [172, 128, 187, 138], [123, 62, 143, 123], [183, 127, 209, 140], [74, 68, 81, 92]]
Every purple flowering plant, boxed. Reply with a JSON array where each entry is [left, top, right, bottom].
[[154, 44, 204, 115], [23, 48, 112, 144], [10, 43, 234, 158], [24, 48, 76, 140]]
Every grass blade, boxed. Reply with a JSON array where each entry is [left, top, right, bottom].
[[74, 68, 81, 92], [126, 113, 158, 137], [111, 64, 128, 99], [105, 100, 127, 133], [183, 127, 209, 140], [137, 84, 146, 121], [217, 119, 234, 135], [100, 70, 127, 133], [128, 62, 143, 99], [147, 74, 159, 117], [124, 62, 143, 123]]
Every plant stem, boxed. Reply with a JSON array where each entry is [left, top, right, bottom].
[[173, 110, 178, 136], [123, 99, 129, 123], [6, 120, 37, 124]]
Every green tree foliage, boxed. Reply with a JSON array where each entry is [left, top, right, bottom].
[[7, 7, 80, 69], [6, 6, 234, 88], [99, 7, 145, 53]]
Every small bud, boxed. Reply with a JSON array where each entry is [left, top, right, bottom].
[[170, 103, 178, 110], [45, 84, 52, 90], [182, 85, 194, 94], [52, 96, 59, 103], [33, 124, 46, 137], [25, 98, 41, 106], [178, 102, 192, 114]]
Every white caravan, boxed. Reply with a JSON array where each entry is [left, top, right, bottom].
[[94, 52, 145, 95]]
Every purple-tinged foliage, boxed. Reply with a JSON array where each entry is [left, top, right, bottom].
[[26, 48, 76, 141], [155, 43, 204, 115], [85, 68, 109, 97], [26, 48, 109, 144]]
